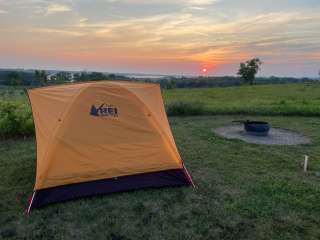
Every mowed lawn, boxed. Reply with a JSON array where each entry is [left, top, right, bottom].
[[164, 83, 320, 116], [1, 115, 320, 239]]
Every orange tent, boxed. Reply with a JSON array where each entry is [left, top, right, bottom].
[[26, 81, 193, 212]]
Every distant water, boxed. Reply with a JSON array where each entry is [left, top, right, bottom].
[[124, 74, 167, 79]]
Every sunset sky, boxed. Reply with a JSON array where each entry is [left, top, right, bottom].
[[0, 0, 319, 77]]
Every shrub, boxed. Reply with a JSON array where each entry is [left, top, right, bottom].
[[166, 101, 208, 116], [0, 101, 34, 139]]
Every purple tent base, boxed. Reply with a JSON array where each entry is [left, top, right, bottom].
[[26, 167, 194, 213]]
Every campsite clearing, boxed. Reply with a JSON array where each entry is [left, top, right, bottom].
[[1, 115, 320, 239]]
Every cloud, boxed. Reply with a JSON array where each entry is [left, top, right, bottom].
[[46, 3, 72, 15], [79, 17, 88, 23], [71, 10, 319, 58], [188, 6, 205, 10], [30, 27, 84, 36], [98, 11, 318, 65], [188, 0, 220, 5], [0, 9, 8, 14]]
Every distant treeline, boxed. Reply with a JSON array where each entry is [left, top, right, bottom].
[[0, 69, 317, 89], [155, 76, 317, 89], [0, 70, 35, 86], [0, 70, 129, 86]]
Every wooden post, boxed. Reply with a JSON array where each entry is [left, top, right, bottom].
[[304, 155, 309, 172]]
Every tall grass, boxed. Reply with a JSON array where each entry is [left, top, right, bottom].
[[164, 83, 320, 117], [166, 101, 209, 116], [0, 101, 34, 139]]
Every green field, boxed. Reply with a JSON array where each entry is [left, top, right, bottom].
[[3, 83, 320, 139], [1, 83, 320, 239], [164, 83, 320, 116], [2, 82, 320, 117]]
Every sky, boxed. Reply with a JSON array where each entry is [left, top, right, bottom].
[[0, 0, 319, 77]]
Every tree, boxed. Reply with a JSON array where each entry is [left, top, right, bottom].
[[5, 71, 22, 86], [56, 72, 70, 84], [237, 58, 262, 85], [73, 71, 108, 82], [35, 70, 47, 86], [73, 71, 87, 82]]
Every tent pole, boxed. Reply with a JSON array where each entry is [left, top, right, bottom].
[[26, 191, 36, 215], [183, 164, 195, 188]]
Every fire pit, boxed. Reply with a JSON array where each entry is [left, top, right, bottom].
[[234, 120, 270, 136], [244, 120, 270, 136], [214, 120, 311, 145]]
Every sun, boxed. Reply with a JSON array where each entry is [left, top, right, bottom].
[[202, 67, 208, 73]]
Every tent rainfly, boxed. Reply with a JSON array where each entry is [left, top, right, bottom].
[[26, 81, 193, 212]]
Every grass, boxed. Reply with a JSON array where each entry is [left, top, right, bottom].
[[2, 83, 320, 117], [164, 83, 320, 116], [0, 86, 27, 102], [165, 101, 209, 116], [1, 115, 320, 239]]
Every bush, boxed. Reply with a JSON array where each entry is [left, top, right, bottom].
[[166, 101, 208, 116], [0, 101, 34, 139]]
